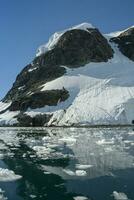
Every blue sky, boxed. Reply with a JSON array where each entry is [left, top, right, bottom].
[[0, 0, 134, 99]]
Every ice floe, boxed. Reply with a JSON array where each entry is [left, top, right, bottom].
[[73, 196, 89, 200], [75, 164, 93, 170], [0, 188, 7, 200], [0, 168, 22, 182], [112, 191, 130, 200]]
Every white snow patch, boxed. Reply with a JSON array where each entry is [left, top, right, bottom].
[[72, 22, 94, 30], [0, 110, 19, 126], [0, 102, 11, 113], [18, 85, 25, 90], [28, 67, 38, 72], [26, 91, 34, 96], [106, 25, 134, 37]]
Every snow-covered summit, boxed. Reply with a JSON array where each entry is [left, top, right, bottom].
[[36, 22, 95, 57], [106, 25, 134, 38], [71, 22, 95, 30]]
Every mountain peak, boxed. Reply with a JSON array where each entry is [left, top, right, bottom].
[[70, 22, 95, 30], [36, 22, 95, 57], [106, 25, 134, 38]]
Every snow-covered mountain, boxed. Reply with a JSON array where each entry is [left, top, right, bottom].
[[0, 22, 134, 126]]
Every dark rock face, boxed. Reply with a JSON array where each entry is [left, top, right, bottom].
[[55, 28, 113, 66], [17, 113, 52, 127], [9, 89, 69, 111], [4, 64, 66, 102], [38, 28, 113, 68], [110, 27, 134, 61]]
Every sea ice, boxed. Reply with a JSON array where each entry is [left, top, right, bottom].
[[113, 191, 129, 200]]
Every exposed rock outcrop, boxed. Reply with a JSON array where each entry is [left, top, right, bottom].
[[4, 65, 66, 102], [9, 89, 69, 111], [17, 113, 52, 127], [44, 28, 114, 67], [110, 27, 134, 61]]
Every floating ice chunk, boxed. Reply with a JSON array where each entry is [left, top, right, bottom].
[[47, 144, 59, 148], [75, 170, 87, 176], [0, 168, 22, 182], [33, 146, 54, 156], [42, 136, 51, 142], [96, 139, 114, 145], [29, 194, 37, 199], [59, 137, 76, 144], [29, 155, 36, 158], [104, 147, 113, 152], [75, 164, 93, 170], [128, 132, 134, 136], [22, 153, 26, 158], [113, 191, 129, 200], [124, 140, 132, 144], [0, 188, 7, 200], [73, 196, 89, 200], [43, 171, 51, 175]]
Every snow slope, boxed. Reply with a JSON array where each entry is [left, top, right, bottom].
[[107, 25, 134, 37], [0, 102, 11, 113], [0, 102, 19, 126], [29, 35, 134, 126]]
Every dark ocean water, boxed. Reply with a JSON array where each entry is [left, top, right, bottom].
[[0, 127, 133, 200]]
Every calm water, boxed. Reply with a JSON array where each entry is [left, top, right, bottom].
[[0, 127, 133, 200]]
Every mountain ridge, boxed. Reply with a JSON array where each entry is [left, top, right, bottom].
[[0, 22, 134, 126]]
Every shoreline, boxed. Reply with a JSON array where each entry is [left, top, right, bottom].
[[0, 124, 134, 129]]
